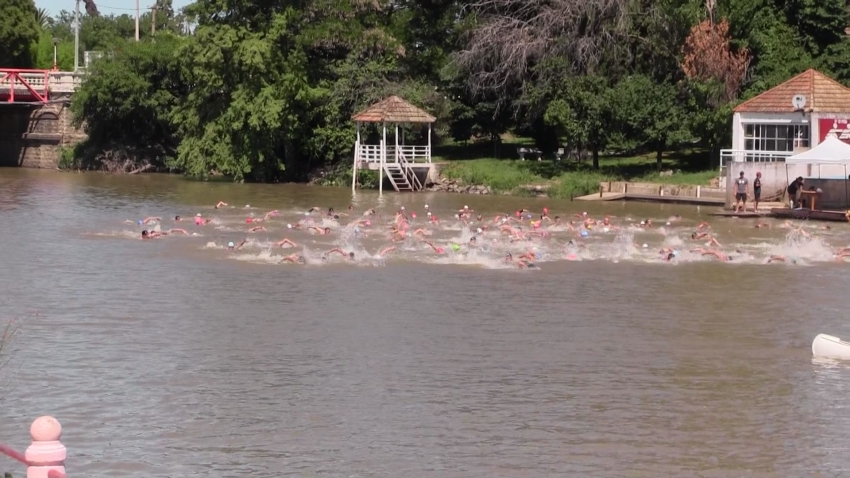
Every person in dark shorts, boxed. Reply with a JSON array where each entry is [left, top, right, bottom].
[[753, 171, 762, 212], [734, 171, 749, 213]]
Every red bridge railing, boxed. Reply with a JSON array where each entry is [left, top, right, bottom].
[[0, 69, 51, 103], [0, 416, 66, 478]]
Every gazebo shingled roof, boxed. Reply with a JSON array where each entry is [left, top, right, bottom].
[[352, 95, 436, 123], [734, 69, 850, 114]]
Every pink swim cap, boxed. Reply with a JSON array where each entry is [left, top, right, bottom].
[[246, 218, 252, 223], [365, 220, 371, 226]]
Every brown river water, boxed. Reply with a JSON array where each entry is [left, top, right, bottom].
[[1, 169, 850, 477]]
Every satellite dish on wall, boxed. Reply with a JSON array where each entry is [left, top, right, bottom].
[[792, 94, 807, 110]]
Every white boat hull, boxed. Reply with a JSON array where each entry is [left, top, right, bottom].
[[812, 334, 850, 360]]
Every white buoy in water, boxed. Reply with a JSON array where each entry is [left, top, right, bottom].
[[812, 334, 850, 360]]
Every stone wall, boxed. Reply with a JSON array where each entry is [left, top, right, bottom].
[[601, 181, 726, 199], [0, 94, 87, 168]]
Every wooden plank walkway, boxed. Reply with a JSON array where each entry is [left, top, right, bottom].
[[575, 192, 724, 206], [770, 208, 849, 222]]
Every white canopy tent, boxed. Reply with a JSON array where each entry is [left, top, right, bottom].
[[785, 134, 850, 208], [786, 135, 850, 165]]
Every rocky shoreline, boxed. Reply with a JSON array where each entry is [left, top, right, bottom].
[[424, 176, 493, 195]]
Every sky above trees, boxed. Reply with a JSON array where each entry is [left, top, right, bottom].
[[35, 0, 190, 16]]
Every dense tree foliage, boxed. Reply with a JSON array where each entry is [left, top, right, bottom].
[[21, 0, 850, 177], [0, 0, 40, 67]]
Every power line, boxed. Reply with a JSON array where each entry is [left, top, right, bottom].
[[92, 4, 139, 11]]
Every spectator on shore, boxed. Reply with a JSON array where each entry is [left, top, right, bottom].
[[733, 171, 749, 214]]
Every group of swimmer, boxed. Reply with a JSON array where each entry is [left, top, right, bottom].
[[130, 200, 850, 267]]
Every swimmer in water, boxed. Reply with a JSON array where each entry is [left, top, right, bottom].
[[767, 255, 789, 264], [248, 226, 266, 232], [697, 221, 711, 231], [422, 240, 445, 254], [227, 239, 247, 250], [325, 248, 355, 260], [141, 217, 161, 225], [174, 215, 182, 222], [308, 226, 331, 235], [705, 237, 722, 247], [167, 228, 189, 235], [276, 238, 297, 248], [690, 248, 730, 261], [378, 246, 396, 257], [215, 201, 228, 209], [754, 222, 770, 229], [691, 231, 710, 240], [282, 253, 306, 264]]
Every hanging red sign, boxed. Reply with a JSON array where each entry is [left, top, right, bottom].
[[819, 118, 850, 143]]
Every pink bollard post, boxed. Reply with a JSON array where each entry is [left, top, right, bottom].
[[24, 416, 66, 478]]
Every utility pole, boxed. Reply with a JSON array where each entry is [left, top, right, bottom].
[[150, 5, 157, 37], [73, 0, 80, 71], [135, 0, 140, 41]]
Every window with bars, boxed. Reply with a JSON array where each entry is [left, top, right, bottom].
[[744, 124, 809, 151]]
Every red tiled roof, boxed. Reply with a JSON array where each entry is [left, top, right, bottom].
[[734, 69, 850, 113], [351, 95, 436, 123]]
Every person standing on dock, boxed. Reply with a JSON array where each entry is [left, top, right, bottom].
[[733, 171, 749, 214], [753, 172, 762, 212], [787, 177, 803, 208]]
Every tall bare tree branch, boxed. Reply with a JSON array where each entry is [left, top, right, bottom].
[[452, 0, 639, 97]]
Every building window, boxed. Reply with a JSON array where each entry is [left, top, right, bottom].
[[744, 124, 809, 151]]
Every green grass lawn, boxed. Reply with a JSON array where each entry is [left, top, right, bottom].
[[435, 137, 718, 197]]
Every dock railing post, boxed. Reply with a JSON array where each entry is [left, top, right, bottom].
[[0, 416, 66, 478], [697, 185, 701, 198]]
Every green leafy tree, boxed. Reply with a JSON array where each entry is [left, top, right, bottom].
[[31, 32, 75, 70], [71, 35, 186, 165], [611, 75, 692, 170], [0, 0, 40, 67], [542, 76, 613, 169]]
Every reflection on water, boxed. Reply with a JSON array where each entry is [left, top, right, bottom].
[[1, 169, 850, 477]]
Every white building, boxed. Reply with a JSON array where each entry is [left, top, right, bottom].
[[721, 69, 850, 192]]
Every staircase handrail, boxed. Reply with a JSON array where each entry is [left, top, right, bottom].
[[397, 152, 423, 191]]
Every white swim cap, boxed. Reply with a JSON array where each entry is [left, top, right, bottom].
[[287, 223, 292, 229], [640, 220, 646, 225], [424, 204, 429, 209], [305, 212, 310, 216], [464, 205, 468, 209], [227, 241, 235, 248], [582, 212, 587, 216], [666, 221, 671, 226], [245, 205, 250, 208], [401, 206, 405, 210], [603, 227, 610, 233], [454, 214, 459, 218], [427, 211, 432, 216], [476, 227, 483, 233], [196, 213, 201, 217], [642, 243, 648, 248]]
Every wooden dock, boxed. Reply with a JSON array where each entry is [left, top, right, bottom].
[[711, 210, 771, 218], [575, 192, 724, 206], [769, 208, 849, 222]]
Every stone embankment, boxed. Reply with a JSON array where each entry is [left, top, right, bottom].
[[425, 176, 492, 195]]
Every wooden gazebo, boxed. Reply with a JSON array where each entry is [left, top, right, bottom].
[[351, 95, 436, 194]]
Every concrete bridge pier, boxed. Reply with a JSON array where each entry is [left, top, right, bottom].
[[0, 94, 86, 168]]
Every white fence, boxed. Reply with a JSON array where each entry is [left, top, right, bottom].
[[357, 143, 431, 163]]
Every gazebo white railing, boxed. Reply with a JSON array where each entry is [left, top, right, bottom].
[[351, 95, 436, 194]]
